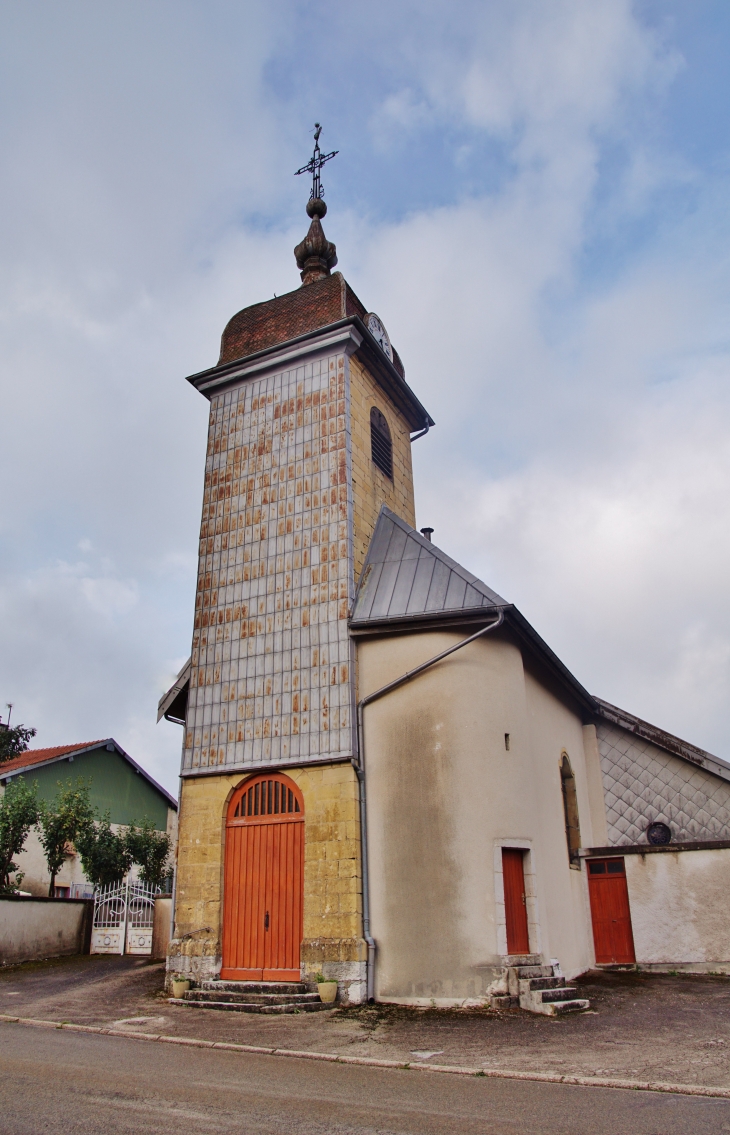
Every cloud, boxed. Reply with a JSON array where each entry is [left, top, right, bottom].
[[0, 0, 728, 794]]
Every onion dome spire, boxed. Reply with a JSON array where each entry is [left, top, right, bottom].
[[294, 124, 339, 285]]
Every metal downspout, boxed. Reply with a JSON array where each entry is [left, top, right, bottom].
[[355, 609, 504, 1003]]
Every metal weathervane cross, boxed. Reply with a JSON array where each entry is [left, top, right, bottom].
[[294, 123, 338, 201]]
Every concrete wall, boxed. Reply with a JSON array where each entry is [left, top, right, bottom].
[[626, 848, 730, 970], [152, 896, 172, 960], [0, 896, 93, 966], [169, 762, 366, 1000], [358, 628, 597, 1005]]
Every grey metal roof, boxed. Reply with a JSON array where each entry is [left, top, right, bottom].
[[351, 507, 507, 626], [157, 658, 192, 724]]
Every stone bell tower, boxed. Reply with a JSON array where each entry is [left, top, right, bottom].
[[169, 129, 433, 999]]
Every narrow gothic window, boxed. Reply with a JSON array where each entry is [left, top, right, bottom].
[[370, 407, 393, 479], [560, 754, 581, 867]]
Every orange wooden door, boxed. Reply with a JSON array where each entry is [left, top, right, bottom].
[[502, 848, 530, 955], [587, 858, 636, 964], [222, 774, 304, 981]]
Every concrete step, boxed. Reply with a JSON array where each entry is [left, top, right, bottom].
[[515, 966, 555, 980], [186, 990, 321, 1006], [169, 996, 331, 1014], [519, 976, 566, 991], [539, 987, 582, 1003]]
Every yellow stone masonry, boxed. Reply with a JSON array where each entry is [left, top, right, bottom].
[[349, 355, 416, 582], [170, 761, 364, 971]]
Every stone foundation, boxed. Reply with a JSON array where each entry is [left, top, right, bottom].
[[301, 936, 368, 1004]]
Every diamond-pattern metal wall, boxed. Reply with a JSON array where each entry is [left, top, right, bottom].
[[597, 722, 730, 845]]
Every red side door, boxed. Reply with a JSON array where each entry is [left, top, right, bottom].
[[502, 848, 530, 955], [587, 857, 636, 964]]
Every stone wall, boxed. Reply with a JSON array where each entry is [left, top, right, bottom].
[[169, 760, 366, 1002], [349, 354, 416, 582]]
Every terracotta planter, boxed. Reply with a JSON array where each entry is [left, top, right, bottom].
[[171, 979, 190, 998], [317, 981, 337, 1003]]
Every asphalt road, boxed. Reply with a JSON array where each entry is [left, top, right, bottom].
[[1, 1023, 729, 1135]]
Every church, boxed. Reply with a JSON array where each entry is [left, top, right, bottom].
[[160, 132, 730, 1013]]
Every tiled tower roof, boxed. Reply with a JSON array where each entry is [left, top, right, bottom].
[[218, 272, 406, 377]]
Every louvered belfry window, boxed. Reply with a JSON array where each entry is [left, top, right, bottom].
[[370, 407, 393, 479]]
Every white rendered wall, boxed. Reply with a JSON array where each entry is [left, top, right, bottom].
[[626, 849, 730, 969], [358, 629, 597, 1004]]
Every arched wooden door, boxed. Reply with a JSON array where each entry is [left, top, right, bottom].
[[222, 774, 304, 981]]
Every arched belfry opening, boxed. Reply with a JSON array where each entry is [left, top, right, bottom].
[[560, 754, 581, 867], [370, 407, 393, 479]]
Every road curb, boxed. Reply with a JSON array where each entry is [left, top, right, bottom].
[[1, 1013, 729, 1099]]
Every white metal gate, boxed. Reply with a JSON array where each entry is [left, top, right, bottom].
[[91, 880, 159, 955]]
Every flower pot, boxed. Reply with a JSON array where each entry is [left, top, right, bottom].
[[171, 979, 190, 998], [317, 981, 337, 1004]]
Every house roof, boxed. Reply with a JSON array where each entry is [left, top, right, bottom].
[[0, 739, 178, 809], [351, 506, 508, 626], [0, 742, 105, 776]]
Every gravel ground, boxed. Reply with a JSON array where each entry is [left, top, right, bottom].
[[2, 956, 730, 1088]]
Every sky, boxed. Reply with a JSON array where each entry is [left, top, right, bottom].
[[1, 1, 729, 795]]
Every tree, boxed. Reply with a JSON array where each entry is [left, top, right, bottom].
[[125, 818, 171, 890], [37, 778, 95, 896], [0, 723, 37, 764], [0, 779, 40, 893], [75, 812, 132, 889]]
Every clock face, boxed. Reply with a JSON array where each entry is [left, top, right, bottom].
[[367, 313, 393, 361]]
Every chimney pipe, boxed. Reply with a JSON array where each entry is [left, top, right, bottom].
[[420, 527, 434, 542]]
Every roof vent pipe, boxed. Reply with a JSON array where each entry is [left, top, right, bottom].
[[420, 527, 434, 542]]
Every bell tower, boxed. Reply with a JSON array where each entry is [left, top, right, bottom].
[[169, 129, 433, 999]]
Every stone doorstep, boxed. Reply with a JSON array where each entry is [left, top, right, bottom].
[[186, 992, 321, 1005], [169, 997, 332, 1014], [176, 978, 331, 1015], [198, 981, 314, 993]]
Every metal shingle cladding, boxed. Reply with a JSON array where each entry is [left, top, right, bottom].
[[597, 722, 730, 845], [351, 506, 507, 624]]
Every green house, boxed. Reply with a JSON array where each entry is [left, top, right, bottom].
[[0, 739, 177, 897]]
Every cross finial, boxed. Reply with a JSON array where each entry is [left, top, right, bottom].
[[294, 123, 338, 204]]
